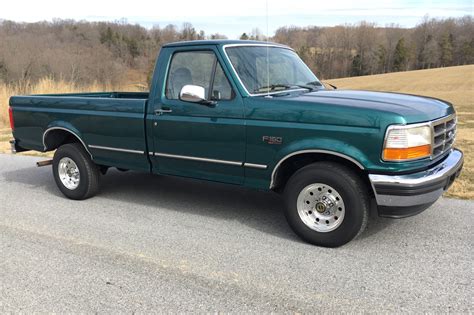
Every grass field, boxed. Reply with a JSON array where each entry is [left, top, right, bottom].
[[1, 65, 473, 198]]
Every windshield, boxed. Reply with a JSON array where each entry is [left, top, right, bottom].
[[225, 45, 323, 95]]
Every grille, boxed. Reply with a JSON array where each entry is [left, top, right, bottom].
[[432, 114, 456, 159]]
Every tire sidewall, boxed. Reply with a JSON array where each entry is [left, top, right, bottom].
[[284, 164, 367, 247], [53, 144, 91, 200]]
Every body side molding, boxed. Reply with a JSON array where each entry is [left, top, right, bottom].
[[244, 163, 268, 169], [88, 145, 144, 154], [150, 152, 269, 169], [153, 152, 243, 166]]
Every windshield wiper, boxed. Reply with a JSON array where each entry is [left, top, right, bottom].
[[307, 80, 323, 87], [254, 84, 292, 93], [254, 84, 315, 94], [292, 84, 317, 91]]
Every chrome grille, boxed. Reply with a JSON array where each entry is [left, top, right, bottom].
[[432, 114, 456, 159]]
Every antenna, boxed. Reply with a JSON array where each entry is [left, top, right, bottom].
[[265, 0, 270, 98]]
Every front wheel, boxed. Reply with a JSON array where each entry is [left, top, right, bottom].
[[52, 143, 100, 200], [283, 162, 369, 247]]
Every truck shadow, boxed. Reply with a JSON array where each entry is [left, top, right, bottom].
[[97, 169, 301, 242], [3, 166, 394, 244]]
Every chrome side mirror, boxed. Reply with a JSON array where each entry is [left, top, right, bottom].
[[179, 85, 216, 107], [179, 85, 206, 103]]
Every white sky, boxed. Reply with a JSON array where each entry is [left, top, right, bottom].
[[1, 0, 472, 38]]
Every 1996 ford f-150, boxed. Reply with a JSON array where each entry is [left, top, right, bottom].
[[9, 40, 463, 247]]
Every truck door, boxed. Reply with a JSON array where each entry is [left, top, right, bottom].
[[149, 47, 245, 184]]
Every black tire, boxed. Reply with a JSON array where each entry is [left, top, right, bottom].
[[52, 143, 100, 200], [283, 162, 369, 247]]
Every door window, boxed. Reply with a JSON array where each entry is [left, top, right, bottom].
[[166, 51, 234, 101]]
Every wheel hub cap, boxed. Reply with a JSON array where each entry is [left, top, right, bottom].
[[58, 157, 80, 190], [315, 202, 326, 213], [296, 183, 346, 233]]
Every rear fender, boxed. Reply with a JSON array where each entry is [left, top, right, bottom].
[[43, 122, 92, 158]]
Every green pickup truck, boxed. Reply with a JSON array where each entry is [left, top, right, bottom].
[[9, 40, 463, 247]]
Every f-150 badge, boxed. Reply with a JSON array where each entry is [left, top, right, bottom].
[[262, 136, 283, 145]]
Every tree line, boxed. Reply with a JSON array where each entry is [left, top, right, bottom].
[[0, 16, 472, 88], [270, 16, 473, 78], [0, 19, 227, 88]]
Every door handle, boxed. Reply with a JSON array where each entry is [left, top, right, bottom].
[[155, 108, 173, 115]]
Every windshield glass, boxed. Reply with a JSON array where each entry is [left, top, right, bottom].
[[225, 46, 323, 95]]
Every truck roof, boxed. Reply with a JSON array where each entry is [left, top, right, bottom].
[[162, 39, 289, 48]]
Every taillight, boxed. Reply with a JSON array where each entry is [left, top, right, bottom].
[[8, 107, 14, 131]]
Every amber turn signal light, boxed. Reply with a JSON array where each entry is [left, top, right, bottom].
[[383, 144, 431, 161]]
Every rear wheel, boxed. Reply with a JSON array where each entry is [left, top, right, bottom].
[[53, 143, 100, 200], [283, 162, 369, 247]]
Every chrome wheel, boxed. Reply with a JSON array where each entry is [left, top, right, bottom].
[[296, 183, 345, 232], [58, 157, 80, 190]]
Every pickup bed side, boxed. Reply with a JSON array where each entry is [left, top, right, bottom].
[[11, 92, 150, 172]]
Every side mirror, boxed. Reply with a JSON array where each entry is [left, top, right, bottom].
[[179, 85, 216, 106], [179, 85, 206, 103]]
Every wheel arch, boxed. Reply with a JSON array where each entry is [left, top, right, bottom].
[[270, 150, 372, 195], [43, 126, 92, 158]]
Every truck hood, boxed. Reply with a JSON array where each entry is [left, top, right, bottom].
[[286, 89, 454, 124]]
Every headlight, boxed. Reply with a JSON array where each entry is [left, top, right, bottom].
[[383, 124, 432, 161]]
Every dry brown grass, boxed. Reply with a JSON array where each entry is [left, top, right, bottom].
[[1, 77, 145, 126], [327, 65, 474, 199]]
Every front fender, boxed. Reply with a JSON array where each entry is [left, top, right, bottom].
[[268, 137, 371, 188]]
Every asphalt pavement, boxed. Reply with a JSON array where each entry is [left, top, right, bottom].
[[0, 154, 472, 312]]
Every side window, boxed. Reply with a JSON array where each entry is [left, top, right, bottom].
[[166, 51, 215, 100], [166, 50, 234, 101], [212, 63, 234, 100]]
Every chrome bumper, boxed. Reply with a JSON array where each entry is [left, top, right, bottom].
[[369, 149, 463, 214]]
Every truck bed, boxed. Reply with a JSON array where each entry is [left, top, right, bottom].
[[10, 92, 151, 171]]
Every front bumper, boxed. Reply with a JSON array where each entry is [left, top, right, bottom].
[[369, 149, 463, 218]]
